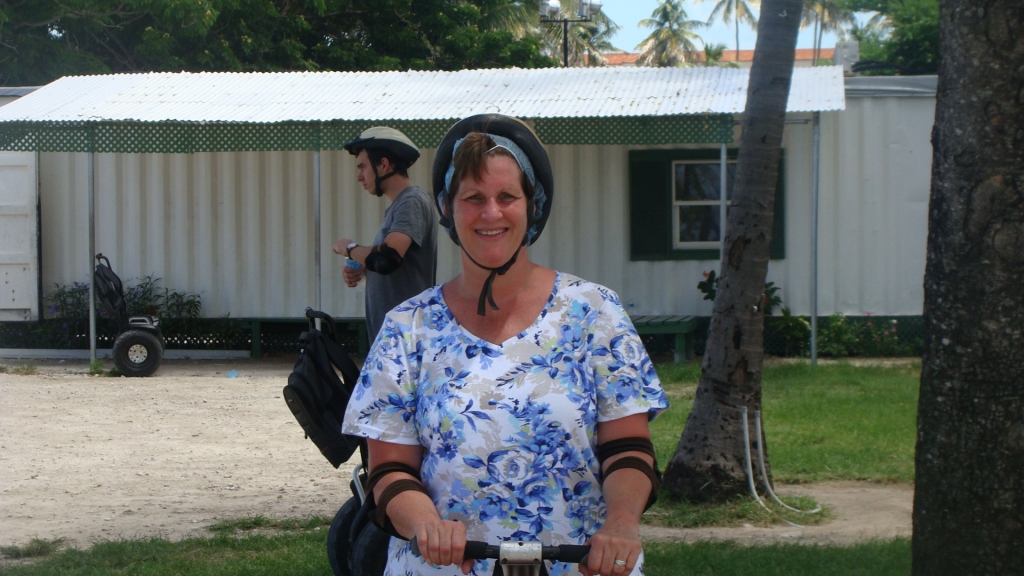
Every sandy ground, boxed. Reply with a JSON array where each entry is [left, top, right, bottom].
[[0, 359, 911, 551]]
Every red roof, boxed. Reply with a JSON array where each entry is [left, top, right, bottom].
[[602, 48, 834, 66]]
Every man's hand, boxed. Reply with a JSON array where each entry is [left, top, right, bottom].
[[343, 263, 363, 288], [333, 237, 355, 256]]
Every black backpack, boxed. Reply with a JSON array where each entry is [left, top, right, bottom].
[[93, 254, 126, 320], [283, 309, 365, 468]]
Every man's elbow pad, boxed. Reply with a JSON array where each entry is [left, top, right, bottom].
[[364, 243, 404, 275]]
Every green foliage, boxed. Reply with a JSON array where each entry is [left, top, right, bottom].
[[0, 277, 247, 351], [11, 363, 38, 375], [841, 0, 939, 74], [765, 307, 811, 357], [762, 281, 782, 316], [636, 0, 706, 67], [817, 314, 921, 358], [697, 269, 720, 300], [0, 537, 66, 559], [0, 0, 556, 86], [643, 540, 911, 576], [697, 272, 784, 316], [651, 361, 920, 482], [207, 515, 330, 535], [88, 359, 105, 375]]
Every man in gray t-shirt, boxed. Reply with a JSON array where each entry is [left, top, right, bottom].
[[333, 127, 437, 343]]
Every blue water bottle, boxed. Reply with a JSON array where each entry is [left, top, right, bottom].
[[346, 258, 365, 292]]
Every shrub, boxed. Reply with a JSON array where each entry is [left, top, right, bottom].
[[765, 307, 811, 356], [0, 277, 246, 351], [818, 313, 860, 357]]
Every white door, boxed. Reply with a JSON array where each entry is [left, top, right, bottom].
[[0, 151, 40, 321]]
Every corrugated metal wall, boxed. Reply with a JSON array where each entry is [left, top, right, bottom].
[[38, 96, 934, 320]]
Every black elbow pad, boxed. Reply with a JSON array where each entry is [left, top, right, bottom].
[[364, 243, 404, 275]]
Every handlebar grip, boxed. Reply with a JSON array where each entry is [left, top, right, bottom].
[[547, 545, 590, 564], [463, 541, 494, 560], [410, 538, 497, 560]]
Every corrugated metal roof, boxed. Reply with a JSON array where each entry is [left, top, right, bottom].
[[0, 66, 844, 124], [845, 75, 937, 98]]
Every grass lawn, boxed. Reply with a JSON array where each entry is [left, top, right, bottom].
[[650, 360, 919, 484], [1, 532, 911, 576], [0, 362, 919, 575]]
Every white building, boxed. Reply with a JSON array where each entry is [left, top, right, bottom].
[[0, 69, 935, 352]]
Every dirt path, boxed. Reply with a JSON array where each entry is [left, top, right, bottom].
[[0, 360, 911, 550]]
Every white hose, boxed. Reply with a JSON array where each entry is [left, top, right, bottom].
[[740, 406, 774, 514], [755, 410, 821, 515], [741, 406, 802, 528]]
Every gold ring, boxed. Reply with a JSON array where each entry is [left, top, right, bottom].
[[614, 559, 627, 567]]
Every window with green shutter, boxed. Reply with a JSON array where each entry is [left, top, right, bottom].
[[629, 148, 786, 261]]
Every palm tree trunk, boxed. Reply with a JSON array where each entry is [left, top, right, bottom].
[[812, 14, 819, 64], [816, 14, 825, 65], [661, 0, 805, 502], [913, 1, 1024, 573], [735, 13, 741, 60]]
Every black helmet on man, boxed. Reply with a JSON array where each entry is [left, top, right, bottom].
[[432, 114, 554, 316], [344, 127, 421, 197]]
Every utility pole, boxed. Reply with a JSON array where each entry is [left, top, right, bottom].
[[539, 0, 602, 67]]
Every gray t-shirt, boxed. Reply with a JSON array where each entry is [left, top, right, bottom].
[[365, 185, 437, 342]]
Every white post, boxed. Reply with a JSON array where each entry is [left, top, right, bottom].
[[88, 152, 96, 364], [720, 142, 728, 266], [314, 150, 322, 313], [811, 112, 821, 366]]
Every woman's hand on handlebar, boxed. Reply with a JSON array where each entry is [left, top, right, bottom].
[[412, 519, 474, 575], [580, 518, 642, 576]]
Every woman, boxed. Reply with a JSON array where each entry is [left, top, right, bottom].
[[342, 114, 668, 576]]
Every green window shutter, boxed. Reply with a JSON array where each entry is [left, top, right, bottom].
[[629, 151, 672, 260]]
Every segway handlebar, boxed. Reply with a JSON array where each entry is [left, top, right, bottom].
[[304, 307, 338, 335], [410, 538, 590, 565]]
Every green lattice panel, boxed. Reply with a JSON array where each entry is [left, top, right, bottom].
[[320, 119, 454, 150], [192, 122, 320, 152], [95, 123, 191, 153], [535, 115, 734, 145], [0, 115, 733, 153]]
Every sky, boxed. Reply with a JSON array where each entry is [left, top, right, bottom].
[[600, 0, 842, 54]]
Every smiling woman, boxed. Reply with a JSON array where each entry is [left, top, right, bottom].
[[341, 114, 670, 576]]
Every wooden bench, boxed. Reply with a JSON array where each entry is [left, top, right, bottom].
[[237, 317, 368, 359], [629, 314, 698, 363]]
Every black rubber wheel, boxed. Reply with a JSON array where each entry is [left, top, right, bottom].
[[351, 521, 391, 576], [327, 498, 360, 576], [112, 330, 163, 377]]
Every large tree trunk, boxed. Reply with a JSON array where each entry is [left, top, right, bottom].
[[662, 0, 804, 502], [913, 2, 1024, 574]]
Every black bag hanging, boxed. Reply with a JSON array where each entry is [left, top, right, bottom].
[[283, 309, 364, 468]]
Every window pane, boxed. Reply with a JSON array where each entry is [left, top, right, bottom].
[[671, 161, 737, 201], [674, 163, 737, 202], [678, 205, 721, 243]]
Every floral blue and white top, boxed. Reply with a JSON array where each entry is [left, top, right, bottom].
[[342, 273, 669, 576]]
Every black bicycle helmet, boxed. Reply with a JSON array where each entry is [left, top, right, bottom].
[[432, 114, 554, 316], [344, 127, 420, 197]]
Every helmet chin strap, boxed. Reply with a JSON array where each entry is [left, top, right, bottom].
[[461, 243, 524, 316], [371, 164, 401, 198]]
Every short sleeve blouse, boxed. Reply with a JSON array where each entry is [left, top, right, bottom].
[[342, 272, 669, 576]]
